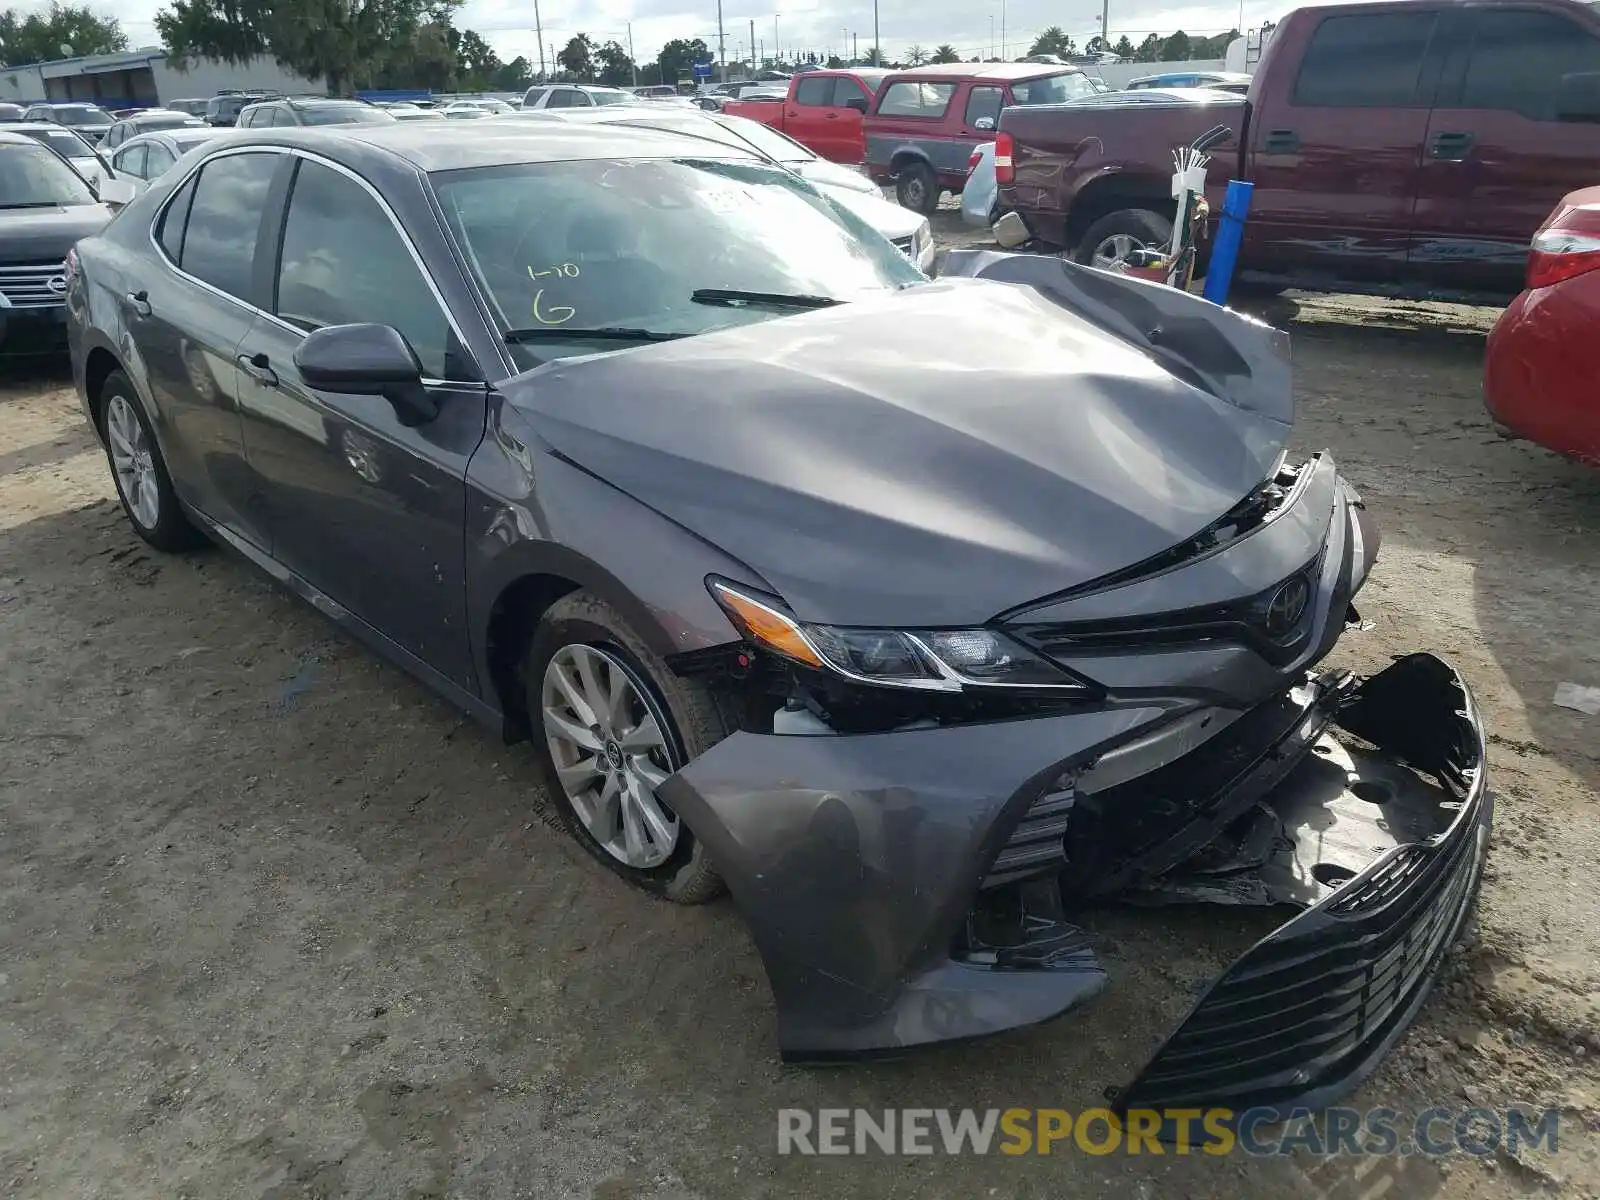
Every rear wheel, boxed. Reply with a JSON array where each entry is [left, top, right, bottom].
[[1075, 208, 1175, 270], [98, 370, 203, 552], [896, 161, 941, 216], [525, 592, 727, 904]]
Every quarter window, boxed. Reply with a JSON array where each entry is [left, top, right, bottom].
[[795, 76, 834, 106], [964, 86, 1005, 127], [274, 159, 455, 379], [1455, 10, 1600, 119], [177, 152, 277, 300], [1292, 11, 1439, 107], [876, 80, 957, 117], [157, 173, 197, 262]]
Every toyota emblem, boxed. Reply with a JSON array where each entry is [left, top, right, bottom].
[[46, 275, 68, 295], [1264, 576, 1311, 637]]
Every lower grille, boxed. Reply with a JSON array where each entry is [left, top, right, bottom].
[[892, 235, 915, 258], [0, 261, 68, 309], [983, 780, 1074, 888]]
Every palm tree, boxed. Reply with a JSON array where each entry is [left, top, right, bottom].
[[906, 43, 927, 65], [931, 43, 960, 63]]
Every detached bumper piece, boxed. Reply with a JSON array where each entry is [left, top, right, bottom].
[[1115, 653, 1490, 1120]]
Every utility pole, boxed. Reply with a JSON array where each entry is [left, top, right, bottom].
[[716, 0, 726, 80], [1101, 0, 1110, 53], [989, 14, 994, 57], [627, 21, 637, 87], [773, 13, 780, 66], [750, 19, 756, 71], [852, 31, 858, 62], [533, 0, 546, 81], [872, 0, 879, 66], [1000, 0, 1005, 59]]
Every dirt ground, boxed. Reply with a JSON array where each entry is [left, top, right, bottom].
[[3, 229, 1599, 1198]]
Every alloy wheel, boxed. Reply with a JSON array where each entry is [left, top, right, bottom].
[[540, 643, 681, 869], [1090, 232, 1152, 270], [105, 393, 160, 530]]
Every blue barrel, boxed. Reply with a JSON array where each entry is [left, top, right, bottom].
[[1202, 179, 1254, 305]]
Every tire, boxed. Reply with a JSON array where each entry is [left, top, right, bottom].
[[1074, 207, 1175, 269], [97, 369, 204, 552], [895, 161, 941, 216], [524, 591, 728, 904]]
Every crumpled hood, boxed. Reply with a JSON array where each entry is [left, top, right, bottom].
[[509, 265, 1294, 627]]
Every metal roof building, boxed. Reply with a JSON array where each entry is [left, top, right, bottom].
[[0, 49, 323, 109]]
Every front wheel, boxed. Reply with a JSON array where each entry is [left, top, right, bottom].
[[1074, 208, 1175, 270], [524, 592, 728, 904], [896, 161, 941, 216]]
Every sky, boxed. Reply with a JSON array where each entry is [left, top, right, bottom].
[[46, 0, 1293, 72]]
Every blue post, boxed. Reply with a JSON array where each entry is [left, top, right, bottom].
[[1202, 179, 1254, 306]]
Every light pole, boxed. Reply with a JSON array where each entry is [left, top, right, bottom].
[[533, 0, 546, 81], [1100, 0, 1110, 53], [773, 13, 780, 67], [627, 21, 637, 86], [873, 0, 880, 67], [989, 14, 995, 58], [1000, 0, 1006, 60]]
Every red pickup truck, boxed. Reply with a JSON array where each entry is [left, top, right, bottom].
[[999, 0, 1600, 301], [721, 69, 890, 162]]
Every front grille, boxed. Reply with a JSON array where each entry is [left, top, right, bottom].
[[892, 235, 915, 258], [0, 260, 68, 308], [1115, 778, 1487, 1114]]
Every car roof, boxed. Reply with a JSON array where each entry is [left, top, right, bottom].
[[883, 61, 1083, 81], [0, 130, 37, 145], [123, 127, 224, 147], [210, 122, 764, 173]]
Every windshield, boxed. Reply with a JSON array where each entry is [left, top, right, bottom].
[[433, 156, 924, 365], [1009, 72, 1098, 105], [0, 143, 96, 206], [301, 104, 395, 126], [54, 105, 113, 126], [711, 116, 811, 162], [588, 90, 634, 106], [18, 128, 95, 158]]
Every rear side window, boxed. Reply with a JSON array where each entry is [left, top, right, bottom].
[[832, 79, 869, 107], [876, 80, 957, 117], [795, 77, 834, 106], [176, 152, 276, 299], [157, 173, 198, 261], [113, 144, 147, 179], [964, 86, 1004, 126], [1292, 11, 1439, 107], [545, 89, 572, 108], [1455, 10, 1600, 119], [146, 143, 176, 176]]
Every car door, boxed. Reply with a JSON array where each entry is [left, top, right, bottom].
[[787, 75, 837, 156], [232, 155, 486, 689], [135, 149, 281, 546], [1241, 8, 1444, 284], [828, 77, 873, 162], [1409, 5, 1600, 294]]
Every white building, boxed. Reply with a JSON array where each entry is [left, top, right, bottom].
[[0, 49, 325, 108]]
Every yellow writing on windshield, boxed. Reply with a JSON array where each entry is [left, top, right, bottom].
[[526, 264, 580, 325]]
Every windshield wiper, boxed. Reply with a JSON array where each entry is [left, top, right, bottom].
[[0, 201, 64, 210], [504, 327, 692, 344], [690, 289, 843, 309]]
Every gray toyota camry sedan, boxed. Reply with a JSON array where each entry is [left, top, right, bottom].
[[65, 121, 1490, 1122]]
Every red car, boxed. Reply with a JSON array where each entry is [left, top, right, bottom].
[[1484, 185, 1600, 466]]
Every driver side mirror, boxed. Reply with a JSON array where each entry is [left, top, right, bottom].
[[293, 323, 439, 427], [96, 176, 136, 208], [1556, 71, 1600, 122], [974, 116, 996, 131], [842, 96, 869, 114]]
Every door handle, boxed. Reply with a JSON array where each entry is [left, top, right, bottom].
[[1429, 130, 1475, 161], [1263, 128, 1298, 154], [824, 111, 839, 119], [236, 351, 278, 388], [125, 290, 150, 317]]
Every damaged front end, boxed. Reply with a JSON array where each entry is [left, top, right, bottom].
[[647, 254, 1489, 1116]]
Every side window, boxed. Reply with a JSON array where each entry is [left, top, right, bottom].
[[876, 81, 957, 118], [545, 89, 571, 108], [1292, 11, 1439, 107], [145, 144, 175, 177], [964, 85, 1005, 127], [179, 152, 277, 299], [795, 76, 834, 106], [105, 125, 123, 148], [275, 159, 454, 380], [113, 144, 147, 179], [157, 173, 198, 262], [1456, 11, 1600, 119], [832, 79, 869, 108]]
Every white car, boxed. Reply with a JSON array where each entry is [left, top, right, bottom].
[[509, 107, 935, 272], [520, 84, 640, 109], [444, 99, 517, 119], [106, 126, 226, 192], [1, 122, 110, 187]]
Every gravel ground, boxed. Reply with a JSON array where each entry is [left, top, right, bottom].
[[2, 223, 1598, 1199]]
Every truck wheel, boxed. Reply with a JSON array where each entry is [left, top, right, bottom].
[[896, 162, 940, 216], [1076, 208, 1174, 270]]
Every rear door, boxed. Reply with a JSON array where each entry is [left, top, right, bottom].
[[232, 155, 486, 689], [1409, 5, 1600, 294], [1242, 8, 1444, 284]]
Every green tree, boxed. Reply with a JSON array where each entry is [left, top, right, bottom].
[[1026, 26, 1075, 58], [0, 2, 127, 64], [456, 27, 498, 87], [492, 54, 531, 91], [1113, 34, 1134, 57], [930, 43, 960, 63], [156, 0, 461, 94], [1162, 30, 1192, 60], [594, 38, 633, 86], [656, 36, 706, 86], [557, 32, 593, 79], [1134, 32, 1161, 61]]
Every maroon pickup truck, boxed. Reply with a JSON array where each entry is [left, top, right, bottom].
[[999, 0, 1600, 300]]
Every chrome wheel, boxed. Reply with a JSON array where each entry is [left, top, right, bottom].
[[1090, 232, 1155, 269], [540, 644, 681, 869], [105, 393, 159, 530]]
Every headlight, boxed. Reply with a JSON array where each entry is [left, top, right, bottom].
[[709, 579, 1092, 694]]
